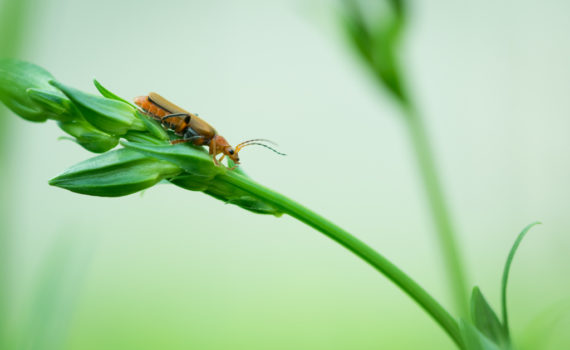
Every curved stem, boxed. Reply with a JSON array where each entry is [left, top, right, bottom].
[[403, 105, 469, 318], [219, 172, 464, 348]]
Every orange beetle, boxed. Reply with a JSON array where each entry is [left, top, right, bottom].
[[134, 92, 283, 167]]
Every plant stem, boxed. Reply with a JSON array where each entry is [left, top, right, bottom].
[[402, 104, 469, 318], [219, 172, 464, 348]]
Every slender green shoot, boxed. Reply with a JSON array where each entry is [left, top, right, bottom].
[[501, 222, 541, 337]]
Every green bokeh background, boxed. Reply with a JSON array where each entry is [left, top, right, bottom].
[[1, 0, 569, 349]]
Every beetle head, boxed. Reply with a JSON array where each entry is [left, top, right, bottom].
[[225, 146, 240, 163], [213, 135, 240, 164]]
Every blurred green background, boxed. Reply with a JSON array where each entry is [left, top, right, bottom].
[[1, 0, 569, 349]]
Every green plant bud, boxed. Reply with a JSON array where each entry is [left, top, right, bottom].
[[0, 59, 73, 122], [170, 174, 282, 216], [26, 88, 79, 122], [122, 141, 223, 178], [57, 119, 119, 153], [94, 79, 170, 141], [50, 80, 145, 135], [49, 148, 182, 197], [342, 0, 408, 104]]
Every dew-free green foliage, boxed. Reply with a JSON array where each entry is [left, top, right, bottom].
[[0, 58, 551, 349]]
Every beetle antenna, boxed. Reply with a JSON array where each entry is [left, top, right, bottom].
[[236, 138, 279, 148], [235, 142, 286, 156]]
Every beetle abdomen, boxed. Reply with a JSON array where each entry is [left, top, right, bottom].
[[134, 95, 169, 119], [134, 95, 188, 135]]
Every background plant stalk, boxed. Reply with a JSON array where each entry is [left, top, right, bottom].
[[0, 0, 34, 347], [402, 103, 469, 318], [219, 172, 464, 348]]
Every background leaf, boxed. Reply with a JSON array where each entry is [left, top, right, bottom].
[[471, 287, 509, 347], [501, 222, 541, 336]]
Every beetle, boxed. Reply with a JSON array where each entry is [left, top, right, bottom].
[[134, 92, 284, 167]]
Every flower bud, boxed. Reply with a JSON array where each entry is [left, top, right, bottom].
[[0, 59, 76, 122], [50, 80, 145, 135], [57, 119, 119, 153], [49, 148, 182, 197], [27, 88, 78, 122]]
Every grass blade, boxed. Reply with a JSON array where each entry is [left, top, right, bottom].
[[501, 221, 541, 336]]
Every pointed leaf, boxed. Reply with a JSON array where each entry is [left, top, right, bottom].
[[471, 287, 509, 347], [93, 79, 133, 106], [92, 80, 171, 140], [49, 148, 182, 197], [57, 120, 119, 153], [50, 80, 145, 135], [26, 88, 78, 122], [501, 222, 541, 336]]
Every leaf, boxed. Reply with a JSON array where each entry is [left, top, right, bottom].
[[133, 110, 170, 141], [460, 319, 503, 350], [50, 80, 145, 135], [122, 141, 223, 177], [0, 59, 71, 122], [471, 287, 509, 347], [57, 119, 118, 153], [123, 141, 282, 215], [92, 79, 133, 106], [26, 88, 77, 122], [92, 80, 171, 141], [501, 222, 541, 336], [123, 131, 168, 145], [49, 148, 182, 197]]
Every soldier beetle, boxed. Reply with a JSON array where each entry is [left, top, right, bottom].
[[134, 92, 284, 167]]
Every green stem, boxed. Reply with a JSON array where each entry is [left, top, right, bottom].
[[219, 172, 464, 348], [402, 105, 469, 318]]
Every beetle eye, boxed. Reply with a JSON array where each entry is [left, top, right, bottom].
[[229, 149, 234, 155]]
